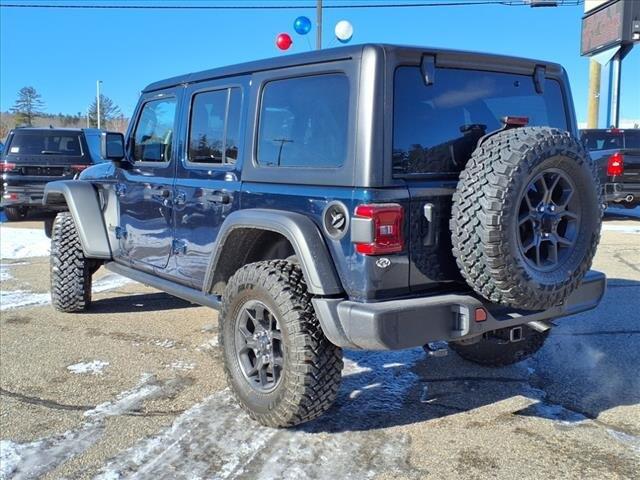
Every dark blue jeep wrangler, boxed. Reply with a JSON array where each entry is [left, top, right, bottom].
[[44, 45, 605, 427]]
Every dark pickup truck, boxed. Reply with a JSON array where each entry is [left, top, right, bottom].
[[581, 128, 640, 209], [1, 128, 105, 221]]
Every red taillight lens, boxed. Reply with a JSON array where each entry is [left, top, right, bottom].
[[70, 164, 89, 173], [354, 203, 404, 255], [607, 152, 624, 176], [0, 162, 16, 173]]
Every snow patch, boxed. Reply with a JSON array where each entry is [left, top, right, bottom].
[[94, 390, 411, 480], [601, 224, 640, 234], [0, 264, 12, 282], [67, 360, 109, 376], [168, 361, 195, 371], [0, 290, 50, 311], [86, 374, 164, 419], [92, 273, 134, 293], [152, 339, 176, 349], [0, 227, 50, 259], [606, 429, 640, 454]]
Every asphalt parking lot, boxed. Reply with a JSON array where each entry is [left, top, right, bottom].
[[1, 208, 639, 480]]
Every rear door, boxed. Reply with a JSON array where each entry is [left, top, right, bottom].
[[170, 79, 246, 288], [392, 65, 570, 292], [115, 89, 181, 271]]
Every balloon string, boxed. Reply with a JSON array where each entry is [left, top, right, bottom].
[[305, 35, 312, 51]]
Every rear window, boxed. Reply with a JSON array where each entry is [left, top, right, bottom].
[[393, 67, 568, 176], [7, 132, 83, 157], [582, 130, 640, 150], [257, 74, 349, 168]]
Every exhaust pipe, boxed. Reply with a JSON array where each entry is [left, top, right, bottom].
[[625, 194, 634, 203], [527, 320, 553, 333]]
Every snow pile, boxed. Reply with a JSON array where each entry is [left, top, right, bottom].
[[0, 227, 50, 259], [0, 264, 12, 282], [67, 361, 110, 375]]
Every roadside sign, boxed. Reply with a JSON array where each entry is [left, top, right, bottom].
[[581, 0, 640, 56]]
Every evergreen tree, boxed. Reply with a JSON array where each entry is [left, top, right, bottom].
[[10, 86, 45, 126]]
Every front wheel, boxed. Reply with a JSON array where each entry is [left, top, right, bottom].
[[450, 326, 549, 367], [219, 260, 343, 428], [50, 212, 93, 312]]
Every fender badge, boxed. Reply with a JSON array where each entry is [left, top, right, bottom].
[[376, 257, 391, 269]]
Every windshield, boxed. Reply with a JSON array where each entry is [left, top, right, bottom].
[[393, 67, 568, 176], [7, 132, 83, 156]]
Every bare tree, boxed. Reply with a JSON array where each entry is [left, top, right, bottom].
[[11, 86, 45, 126], [88, 94, 122, 129]]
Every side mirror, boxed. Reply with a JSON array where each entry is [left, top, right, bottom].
[[101, 131, 126, 161]]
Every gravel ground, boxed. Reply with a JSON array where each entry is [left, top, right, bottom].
[[0, 208, 638, 480]]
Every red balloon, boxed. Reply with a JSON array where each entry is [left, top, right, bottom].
[[276, 33, 293, 51]]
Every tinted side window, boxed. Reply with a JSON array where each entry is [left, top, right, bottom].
[[393, 67, 568, 176], [624, 131, 640, 149], [132, 98, 176, 163], [257, 74, 349, 168], [188, 88, 242, 165]]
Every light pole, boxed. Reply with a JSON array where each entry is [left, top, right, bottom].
[[316, 0, 322, 50], [96, 80, 103, 129]]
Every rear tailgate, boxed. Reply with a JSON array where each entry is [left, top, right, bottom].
[[393, 65, 572, 293]]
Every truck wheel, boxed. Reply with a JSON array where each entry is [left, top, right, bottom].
[[50, 212, 92, 312], [451, 127, 602, 310], [4, 206, 28, 221], [219, 260, 343, 427], [450, 326, 549, 367]]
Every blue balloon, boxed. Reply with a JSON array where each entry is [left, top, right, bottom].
[[294, 16, 312, 35]]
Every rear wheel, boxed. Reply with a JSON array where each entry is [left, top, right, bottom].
[[220, 260, 343, 427], [50, 212, 92, 312], [4, 206, 28, 221], [450, 326, 549, 367]]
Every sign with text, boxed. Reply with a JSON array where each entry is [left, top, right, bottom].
[[581, 0, 639, 56]]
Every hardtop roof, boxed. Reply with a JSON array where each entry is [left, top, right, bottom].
[[143, 43, 564, 93]]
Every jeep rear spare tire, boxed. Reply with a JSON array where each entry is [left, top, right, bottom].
[[451, 127, 602, 311]]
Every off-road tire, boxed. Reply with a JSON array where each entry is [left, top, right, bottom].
[[4, 206, 28, 221], [451, 127, 602, 310], [50, 212, 92, 312], [219, 260, 343, 428], [450, 326, 549, 367]]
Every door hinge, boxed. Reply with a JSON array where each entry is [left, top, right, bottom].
[[115, 226, 127, 239], [172, 239, 187, 255]]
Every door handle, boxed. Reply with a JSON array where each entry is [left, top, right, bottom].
[[208, 192, 231, 204]]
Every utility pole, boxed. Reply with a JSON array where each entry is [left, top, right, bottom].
[[316, 0, 322, 50], [96, 80, 103, 129], [586, 60, 601, 128]]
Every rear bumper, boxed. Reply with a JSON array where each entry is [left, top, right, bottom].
[[604, 182, 640, 204], [1, 185, 47, 207], [313, 271, 606, 350]]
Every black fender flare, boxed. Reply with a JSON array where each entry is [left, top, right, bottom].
[[43, 181, 111, 259], [204, 209, 344, 296]]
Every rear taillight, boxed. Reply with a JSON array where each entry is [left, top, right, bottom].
[[0, 162, 16, 173], [607, 152, 624, 176], [70, 164, 89, 173], [353, 203, 404, 255]]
